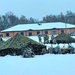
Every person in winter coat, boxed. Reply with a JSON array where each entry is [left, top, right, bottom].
[[38, 34, 42, 43]]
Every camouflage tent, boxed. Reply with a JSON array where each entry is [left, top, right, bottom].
[[0, 33, 39, 50], [0, 33, 47, 56], [0, 33, 40, 56], [54, 33, 75, 44]]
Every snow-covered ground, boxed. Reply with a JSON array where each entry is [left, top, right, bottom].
[[0, 35, 75, 75], [0, 54, 75, 75]]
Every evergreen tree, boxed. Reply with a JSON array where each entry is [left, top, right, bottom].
[[19, 15, 28, 24]]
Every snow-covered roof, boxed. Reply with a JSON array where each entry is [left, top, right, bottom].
[[1, 22, 75, 32]]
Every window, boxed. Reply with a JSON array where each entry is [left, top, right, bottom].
[[61, 29, 64, 33], [45, 30, 48, 34], [6, 33, 9, 37], [37, 31, 40, 35], [20, 32, 24, 35], [28, 32, 32, 36], [52, 31, 56, 35]]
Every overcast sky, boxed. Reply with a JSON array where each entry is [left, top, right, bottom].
[[0, 0, 75, 20]]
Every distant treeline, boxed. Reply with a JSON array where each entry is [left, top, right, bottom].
[[0, 11, 75, 31]]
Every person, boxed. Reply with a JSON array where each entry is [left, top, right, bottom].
[[55, 45, 61, 54], [41, 46, 47, 55], [51, 35, 54, 40], [50, 34, 55, 44], [68, 44, 75, 54], [62, 45, 66, 54], [48, 46, 53, 54], [43, 34, 46, 44], [43, 34, 49, 44], [46, 34, 49, 44], [38, 34, 42, 43]]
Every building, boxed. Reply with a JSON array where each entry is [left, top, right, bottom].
[[0, 22, 75, 38]]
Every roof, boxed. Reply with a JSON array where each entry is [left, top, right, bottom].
[[1, 22, 75, 32], [54, 33, 75, 43], [0, 33, 39, 50]]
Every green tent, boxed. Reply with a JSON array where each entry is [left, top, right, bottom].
[[54, 33, 75, 44], [0, 33, 39, 50]]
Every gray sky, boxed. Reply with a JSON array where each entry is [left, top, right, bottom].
[[0, 0, 75, 20]]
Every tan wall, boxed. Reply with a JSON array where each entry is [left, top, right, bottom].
[[26, 30, 44, 36], [65, 28, 75, 34], [41, 30, 52, 35], [3, 33, 6, 37], [70, 28, 75, 32], [65, 29, 71, 34], [32, 31, 37, 36], [48, 30, 51, 35], [9, 32, 14, 37], [24, 31, 27, 36], [1, 28, 75, 38], [2, 32, 20, 37], [51, 29, 60, 35]]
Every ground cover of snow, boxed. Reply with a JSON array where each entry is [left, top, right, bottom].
[[0, 35, 75, 75], [0, 54, 75, 75]]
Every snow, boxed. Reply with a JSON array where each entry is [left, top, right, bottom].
[[1, 22, 75, 32], [0, 54, 75, 75], [0, 35, 75, 75], [2, 37, 11, 41]]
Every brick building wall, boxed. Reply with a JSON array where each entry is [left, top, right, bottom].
[[0, 28, 75, 38]]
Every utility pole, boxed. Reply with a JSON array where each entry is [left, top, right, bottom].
[[65, 17, 67, 34]]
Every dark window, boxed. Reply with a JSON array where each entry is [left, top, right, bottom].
[[6, 33, 9, 37], [45, 30, 48, 34], [20, 32, 24, 35], [37, 31, 40, 35], [61, 29, 64, 33], [52, 31, 56, 35], [29, 32, 32, 36]]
